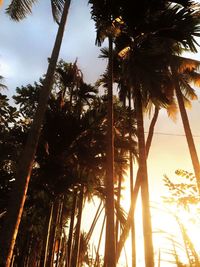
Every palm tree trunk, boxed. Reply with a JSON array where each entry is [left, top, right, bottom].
[[135, 91, 154, 267], [59, 234, 67, 267], [71, 186, 84, 267], [0, 2, 71, 266], [146, 107, 159, 155], [94, 215, 106, 267], [104, 35, 116, 267], [129, 147, 136, 267], [85, 200, 103, 245], [46, 198, 61, 267], [128, 92, 136, 267], [67, 188, 78, 267], [116, 171, 122, 246], [116, 96, 157, 265], [40, 202, 54, 267], [55, 196, 64, 267], [116, 95, 126, 247], [175, 80, 200, 194]]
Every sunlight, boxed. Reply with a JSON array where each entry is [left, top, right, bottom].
[[152, 201, 200, 266], [63, 165, 200, 266], [173, 206, 200, 252], [119, 174, 200, 266]]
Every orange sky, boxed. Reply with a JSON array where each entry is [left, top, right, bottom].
[[145, 96, 200, 201]]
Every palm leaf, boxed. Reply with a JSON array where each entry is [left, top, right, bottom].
[[6, 0, 38, 21], [167, 99, 178, 122], [50, 0, 65, 24], [6, 0, 65, 22], [176, 56, 200, 73], [0, 75, 7, 90], [179, 72, 198, 100], [114, 199, 128, 232]]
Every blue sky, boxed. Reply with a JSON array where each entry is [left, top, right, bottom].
[[0, 0, 107, 97]]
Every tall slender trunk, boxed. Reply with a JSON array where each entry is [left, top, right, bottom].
[[0, 2, 71, 265], [116, 95, 126, 247], [104, 35, 116, 267], [116, 101, 158, 264], [40, 202, 54, 267], [115, 171, 122, 246], [46, 198, 61, 267], [128, 92, 136, 267], [59, 234, 67, 267], [146, 107, 159, 154], [175, 78, 200, 194], [135, 92, 154, 267], [85, 201, 103, 246], [94, 215, 106, 267], [157, 249, 161, 267], [67, 188, 78, 267], [55, 196, 64, 267], [71, 186, 84, 267]]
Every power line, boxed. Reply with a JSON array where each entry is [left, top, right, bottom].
[[144, 131, 200, 137]]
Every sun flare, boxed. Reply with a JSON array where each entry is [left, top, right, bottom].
[[119, 175, 200, 266]]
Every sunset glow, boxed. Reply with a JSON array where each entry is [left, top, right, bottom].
[[1, 1, 200, 266]]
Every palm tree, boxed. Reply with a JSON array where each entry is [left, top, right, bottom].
[[0, 1, 71, 265], [104, 34, 116, 267], [117, 41, 174, 266], [114, 3, 200, 265], [89, 2, 122, 265], [170, 56, 200, 193]]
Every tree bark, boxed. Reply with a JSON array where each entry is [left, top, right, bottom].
[[0, 1, 71, 266], [104, 35, 116, 267]]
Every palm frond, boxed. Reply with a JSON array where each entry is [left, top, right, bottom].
[[177, 56, 200, 72], [167, 99, 178, 122], [50, 0, 65, 24], [182, 94, 193, 109], [114, 199, 128, 232], [6, 0, 38, 21], [180, 77, 198, 101], [185, 70, 200, 87], [0, 75, 7, 90], [6, 0, 65, 22], [176, 216, 200, 266], [154, 4, 200, 53], [98, 47, 109, 59]]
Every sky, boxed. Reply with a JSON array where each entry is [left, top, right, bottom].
[[0, 0, 107, 94], [1, 1, 200, 266]]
